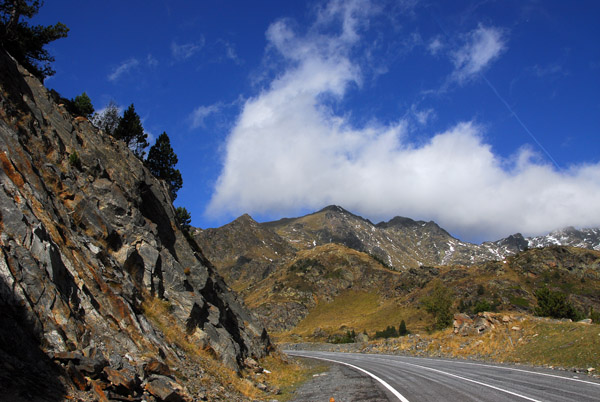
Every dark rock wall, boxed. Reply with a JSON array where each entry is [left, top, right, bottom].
[[0, 48, 269, 398]]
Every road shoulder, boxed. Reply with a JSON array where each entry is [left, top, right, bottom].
[[289, 357, 392, 402]]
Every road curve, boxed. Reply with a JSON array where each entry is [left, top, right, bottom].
[[286, 351, 600, 402]]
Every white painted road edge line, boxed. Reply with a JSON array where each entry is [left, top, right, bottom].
[[288, 352, 410, 402]]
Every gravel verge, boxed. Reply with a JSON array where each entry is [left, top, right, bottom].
[[288, 357, 391, 402]]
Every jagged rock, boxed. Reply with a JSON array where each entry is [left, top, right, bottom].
[[0, 47, 270, 400], [453, 313, 475, 336], [103, 366, 140, 394], [144, 375, 190, 402], [144, 359, 172, 377], [355, 332, 369, 343], [66, 361, 88, 391], [454, 312, 502, 336]]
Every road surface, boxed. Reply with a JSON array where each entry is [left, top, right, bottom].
[[286, 350, 600, 401]]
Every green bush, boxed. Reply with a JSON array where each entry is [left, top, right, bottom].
[[509, 296, 529, 309], [473, 299, 495, 314], [329, 330, 356, 344], [374, 325, 398, 339], [589, 307, 600, 324], [422, 280, 454, 330], [534, 287, 583, 320], [68, 151, 81, 169]]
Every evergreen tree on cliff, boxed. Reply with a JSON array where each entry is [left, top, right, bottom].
[[146, 132, 183, 200], [113, 103, 148, 159], [72, 91, 94, 117], [0, 0, 69, 79]]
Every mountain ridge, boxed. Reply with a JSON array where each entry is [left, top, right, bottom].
[[193, 205, 600, 334], [199, 205, 600, 272]]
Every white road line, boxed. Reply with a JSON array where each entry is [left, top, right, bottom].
[[289, 352, 410, 402], [403, 356, 600, 387], [339, 352, 600, 387], [387, 359, 542, 402]]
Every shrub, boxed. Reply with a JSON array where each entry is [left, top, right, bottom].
[[68, 151, 81, 169], [534, 287, 583, 320], [589, 307, 600, 324], [374, 325, 398, 339], [473, 299, 497, 314], [329, 330, 356, 344], [421, 280, 454, 330], [509, 296, 529, 309]]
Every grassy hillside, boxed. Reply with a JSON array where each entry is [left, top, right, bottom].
[[309, 314, 600, 374], [262, 246, 600, 342]]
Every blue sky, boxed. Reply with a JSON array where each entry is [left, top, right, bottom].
[[32, 0, 600, 242]]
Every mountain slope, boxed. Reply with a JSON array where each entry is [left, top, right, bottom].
[[194, 206, 600, 335], [0, 48, 270, 401]]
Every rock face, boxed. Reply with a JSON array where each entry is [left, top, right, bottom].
[[0, 48, 269, 400]]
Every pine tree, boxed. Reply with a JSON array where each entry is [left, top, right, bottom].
[[0, 0, 69, 79], [146, 132, 183, 200], [72, 92, 94, 117], [398, 320, 408, 336], [175, 207, 191, 232], [113, 104, 148, 159]]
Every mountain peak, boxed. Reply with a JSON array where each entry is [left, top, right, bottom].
[[376, 216, 417, 229], [234, 213, 257, 224], [319, 205, 349, 213]]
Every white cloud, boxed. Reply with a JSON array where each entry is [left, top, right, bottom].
[[217, 39, 242, 65], [428, 36, 443, 56], [108, 58, 139, 81], [171, 38, 204, 61], [190, 103, 222, 128], [146, 54, 159, 67], [410, 104, 435, 126], [205, 1, 600, 242], [451, 25, 506, 83]]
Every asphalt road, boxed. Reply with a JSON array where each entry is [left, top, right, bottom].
[[286, 351, 600, 401]]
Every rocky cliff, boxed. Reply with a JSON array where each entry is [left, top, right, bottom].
[[0, 48, 270, 401]]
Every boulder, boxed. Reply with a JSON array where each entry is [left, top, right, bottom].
[[103, 366, 139, 394], [144, 359, 172, 377], [453, 313, 475, 336], [145, 375, 191, 402]]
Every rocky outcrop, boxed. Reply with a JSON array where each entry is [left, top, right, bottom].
[[0, 48, 269, 400], [453, 312, 509, 336]]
